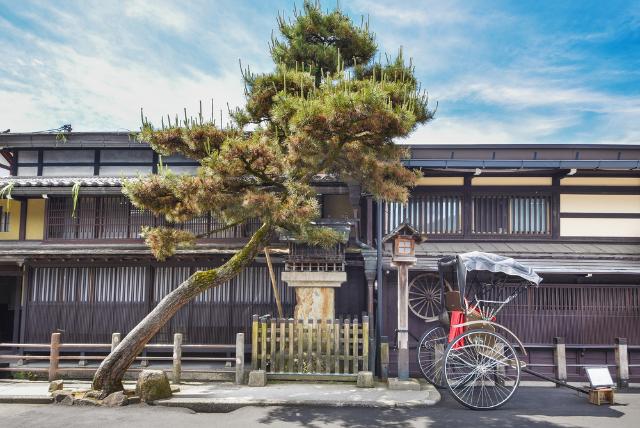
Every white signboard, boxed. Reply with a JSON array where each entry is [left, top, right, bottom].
[[585, 367, 614, 388]]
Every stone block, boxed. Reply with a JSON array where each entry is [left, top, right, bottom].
[[48, 380, 64, 392], [59, 395, 75, 406], [248, 370, 267, 387], [356, 371, 375, 388], [103, 391, 128, 407], [387, 377, 421, 391], [52, 390, 72, 403], [136, 369, 172, 402], [75, 398, 99, 406]]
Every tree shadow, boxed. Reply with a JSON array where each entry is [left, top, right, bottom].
[[255, 387, 629, 428]]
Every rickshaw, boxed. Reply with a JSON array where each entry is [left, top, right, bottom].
[[415, 251, 542, 410]]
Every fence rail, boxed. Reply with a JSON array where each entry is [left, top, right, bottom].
[[0, 332, 245, 384], [251, 315, 369, 379]]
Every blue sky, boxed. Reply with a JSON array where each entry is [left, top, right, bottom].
[[1, 0, 639, 144]]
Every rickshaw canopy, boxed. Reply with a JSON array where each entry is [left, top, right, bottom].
[[457, 251, 542, 285]]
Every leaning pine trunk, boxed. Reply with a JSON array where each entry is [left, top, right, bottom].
[[92, 223, 271, 395]]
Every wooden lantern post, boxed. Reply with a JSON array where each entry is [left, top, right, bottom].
[[383, 223, 423, 381]]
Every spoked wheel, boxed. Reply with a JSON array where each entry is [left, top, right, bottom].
[[409, 273, 441, 322], [417, 326, 447, 388], [443, 330, 521, 410]]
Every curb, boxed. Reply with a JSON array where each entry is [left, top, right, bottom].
[[153, 386, 441, 413], [0, 395, 54, 404]]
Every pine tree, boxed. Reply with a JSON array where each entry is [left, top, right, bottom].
[[92, 1, 434, 394]]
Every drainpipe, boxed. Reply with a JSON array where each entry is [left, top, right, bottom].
[[375, 199, 384, 374]]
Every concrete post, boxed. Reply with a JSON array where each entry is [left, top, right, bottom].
[[172, 333, 183, 384], [554, 337, 567, 386], [48, 332, 61, 382], [396, 263, 410, 380], [380, 336, 389, 381], [236, 333, 245, 385], [111, 332, 121, 352], [615, 337, 629, 389]]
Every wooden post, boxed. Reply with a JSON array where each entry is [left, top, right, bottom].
[[111, 332, 121, 352], [316, 319, 323, 373], [261, 317, 268, 371], [264, 247, 284, 319], [325, 319, 332, 374], [362, 315, 369, 371], [296, 319, 303, 373], [48, 332, 61, 382], [269, 317, 277, 372], [172, 333, 182, 384], [306, 319, 313, 370], [334, 318, 341, 373], [278, 319, 286, 373], [554, 337, 567, 386], [380, 336, 389, 381], [615, 337, 629, 389], [287, 318, 294, 372], [235, 333, 245, 385], [352, 318, 359, 374], [343, 319, 350, 374], [396, 263, 410, 380], [251, 315, 258, 370]]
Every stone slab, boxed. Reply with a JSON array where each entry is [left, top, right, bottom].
[[248, 370, 267, 387], [388, 378, 422, 391], [154, 381, 440, 411]]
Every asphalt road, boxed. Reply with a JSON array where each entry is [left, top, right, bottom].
[[0, 386, 638, 428]]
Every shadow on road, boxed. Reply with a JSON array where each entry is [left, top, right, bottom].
[[256, 386, 629, 428]]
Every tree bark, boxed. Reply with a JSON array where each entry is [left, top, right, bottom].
[[91, 223, 272, 395]]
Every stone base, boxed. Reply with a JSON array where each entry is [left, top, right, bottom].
[[356, 371, 374, 388], [248, 370, 267, 387], [387, 377, 421, 391], [282, 271, 347, 320], [293, 287, 334, 320]]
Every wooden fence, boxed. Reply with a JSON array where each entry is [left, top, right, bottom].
[[0, 332, 245, 384], [251, 315, 369, 380]]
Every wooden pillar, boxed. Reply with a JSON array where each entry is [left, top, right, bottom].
[[396, 263, 410, 380], [173, 333, 183, 384], [380, 336, 389, 381], [615, 337, 629, 389], [48, 332, 61, 381], [236, 333, 245, 384], [111, 332, 121, 352], [553, 337, 567, 386]]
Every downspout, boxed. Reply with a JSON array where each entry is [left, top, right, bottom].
[[375, 199, 384, 374]]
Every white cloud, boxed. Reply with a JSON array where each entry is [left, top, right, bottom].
[[124, 0, 191, 33]]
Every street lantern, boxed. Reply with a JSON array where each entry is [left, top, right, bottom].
[[394, 235, 415, 260], [383, 222, 424, 384]]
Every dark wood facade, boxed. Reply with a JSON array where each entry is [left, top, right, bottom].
[[1, 134, 639, 366]]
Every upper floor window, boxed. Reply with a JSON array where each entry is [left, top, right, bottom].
[[386, 194, 463, 235], [385, 192, 551, 238], [472, 194, 550, 236]]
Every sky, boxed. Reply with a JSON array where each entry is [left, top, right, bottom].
[[0, 0, 639, 145]]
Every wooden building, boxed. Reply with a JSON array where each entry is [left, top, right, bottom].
[[0, 133, 638, 379], [0, 132, 366, 345], [364, 144, 640, 377]]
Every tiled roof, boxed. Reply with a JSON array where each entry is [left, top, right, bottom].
[[0, 176, 123, 187], [375, 241, 640, 274]]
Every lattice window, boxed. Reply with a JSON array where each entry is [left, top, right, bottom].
[[386, 194, 463, 235], [472, 194, 550, 235]]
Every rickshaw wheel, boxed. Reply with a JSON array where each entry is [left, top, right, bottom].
[[417, 326, 447, 388], [443, 329, 521, 410], [408, 273, 441, 322]]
